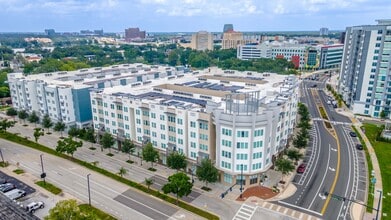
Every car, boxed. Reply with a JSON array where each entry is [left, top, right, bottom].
[[297, 164, 306, 173], [312, 84, 317, 88], [26, 201, 44, 213], [4, 189, 26, 200], [0, 178, 7, 184], [349, 132, 357, 137], [0, 183, 16, 193], [356, 144, 364, 150]]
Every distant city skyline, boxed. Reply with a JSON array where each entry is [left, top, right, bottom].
[[0, 0, 390, 32]]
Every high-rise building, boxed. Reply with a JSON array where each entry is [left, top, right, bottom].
[[44, 29, 55, 36], [190, 31, 213, 51], [222, 31, 253, 49], [125, 28, 146, 41], [319, 44, 344, 69], [320, 27, 329, 36], [223, 24, 234, 33], [338, 19, 391, 118]]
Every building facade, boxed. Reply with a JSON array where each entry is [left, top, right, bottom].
[[125, 28, 146, 41], [191, 31, 213, 51], [90, 68, 299, 186], [237, 44, 272, 60], [222, 31, 253, 49], [338, 20, 391, 118], [8, 64, 182, 128], [319, 44, 344, 69]]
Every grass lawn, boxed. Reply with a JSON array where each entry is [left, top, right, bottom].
[[362, 123, 391, 219], [79, 204, 116, 220], [36, 181, 62, 195], [13, 168, 25, 174]]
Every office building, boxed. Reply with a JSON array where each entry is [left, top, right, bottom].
[[125, 28, 146, 41], [222, 31, 253, 49], [8, 64, 181, 128], [44, 29, 55, 36], [223, 24, 234, 33], [237, 44, 272, 60], [190, 31, 213, 51], [338, 19, 391, 118], [90, 68, 299, 186], [319, 44, 344, 69], [320, 27, 329, 36]]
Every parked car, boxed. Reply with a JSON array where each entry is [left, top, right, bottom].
[[312, 84, 317, 88], [356, 144, 364, 150], [26, 201, 44, 213], [297, 164, 306, 173], [4, 189, 26, 200], [0, 183, 16, 193], [0, 178, 7, 184], [349, 132, 357, 137]]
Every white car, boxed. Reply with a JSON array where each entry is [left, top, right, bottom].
[[4, 189, 26, 200], [26, 201, 45, 213]]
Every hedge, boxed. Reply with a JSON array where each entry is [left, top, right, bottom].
[[0, 131, 219, 220]]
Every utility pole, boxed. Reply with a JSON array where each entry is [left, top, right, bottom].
[[240, 164, 243, 198], [40, 154, 46, 185], [0, 148, 4, 165], [87, 174, 91, 206]]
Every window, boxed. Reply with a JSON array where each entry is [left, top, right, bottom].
[[110, 104, 115, 109], [125, 124, 130, 130], [254, 129, 264, 137], [236, 154, 248, 160], [168, 126, 176, 132], [136, 109, 140, 115], [190, 121, 196, 128], [252, 163, 262, 170], [199, 122, 208, 130], [190, 142, 196, 148], [178, 128, 183, 135], [143, 120, 149, 126], [124, 107, 128, 112], [152, 132, 157, 137], [161, 143, 166, 149], [124, 116, 129, 121], [253, 141, 263, 148], [237, 131, 249, 137], [191, 152, 197, 158], [222, 150, 231, 158], [236, 142, 248, 149], [177, 118, 183, 125], [190, 132, 196, 138], [168, 115, 176, 122], [160, 124, 165, 130], [199, 144, 208, 151], [178, 138, 183, 145], [222, 128, 232, 136], [253, 152, 262, 159], [142, 111, 149, 116], [160, 115, 165, 121], [103, 102, 107, 107], [111, 113, 115, 118], [117, 105, 123, 111], [169, 136, 176, 142], [136, 119, 141, 124], [161, 134, 166, 140], [137, 128, 141, 133], [151, 122, 156, 128], [222, 139, 232, 147], [224, 173, 232, 183], [117, 114, 123, 119], [151, 113, 156, 118], [221, 161, 231, 169], [200, 134, 208, 140], [236, 164, 247, 171], [143, 129, 150, 135]]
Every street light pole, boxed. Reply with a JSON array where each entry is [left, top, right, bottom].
[[0, 148, 4, 165], [40, 154, 46, 184], [240, 164, 243, 198], [375, 190, 382, 220], [87, 174, 91, 206]]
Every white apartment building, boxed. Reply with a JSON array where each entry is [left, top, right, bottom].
[[8, 64, 182, 127], [338, 20, 391, 118], [191, 31, 213, 51], [90, 68, 299, 186]]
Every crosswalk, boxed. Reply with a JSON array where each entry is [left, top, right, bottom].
[[233, 203, 257, 220], [232, 201, 322, 220], [312, 117, 351, 125]]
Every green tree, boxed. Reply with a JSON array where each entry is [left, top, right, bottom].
[[18, 110, 28, 124], [0, 119, 15, 132], [117, 167, 127, 177], [121, 139, 135, 161], [293, 134, 308, 149], [142, 142, 159, 168], [162, 172, 193, 205], [33, 128, 44, 143], [56, 137, 83, 157], [53, 121, 66, 137], [275, 158, 295, 181], [28, 111, 40, 127], [6, 107, 17, 118], [196, 158, 218, 187], [45, 199, 94, 220], [380, 110, 387, 119], [286, 149, 303, 164], [167, 152, 187, 172], [42, 114, 53, 133], [68, 126, 79, 138], [100, 132, 115, 153], [145, 178, 154, 191]]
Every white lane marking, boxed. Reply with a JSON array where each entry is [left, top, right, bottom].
[[328, 167, 336, 172], [278, 201, 323, 216]]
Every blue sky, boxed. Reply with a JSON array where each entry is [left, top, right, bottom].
[[1, 0, 390, 32]]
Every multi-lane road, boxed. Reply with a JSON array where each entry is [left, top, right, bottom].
[[278, 74, 368, 220]]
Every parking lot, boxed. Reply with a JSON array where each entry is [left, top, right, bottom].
[[0, 170, 64, 219]]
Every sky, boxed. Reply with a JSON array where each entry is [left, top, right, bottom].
[[0, 0, 390, 33]]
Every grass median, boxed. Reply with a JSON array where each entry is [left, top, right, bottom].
[[352, 126, 374, 212], [361, 123, 390, 218], [0, 131, 219, 220], [36, 181, 62, 195], [79, 204, 116, 220]]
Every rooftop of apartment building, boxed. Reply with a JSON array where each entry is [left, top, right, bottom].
[[94, 67, 297, 111], [7, 63, 178, 89]]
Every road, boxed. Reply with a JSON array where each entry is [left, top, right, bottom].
[[0, 138, 202, 220], [278, 74, 367, 220]]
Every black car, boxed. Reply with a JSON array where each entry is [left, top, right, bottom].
[[0, 183, 16, 193], [356, 144, 364, 150], [349, 131, 357, 137], [312, 84, 317, 88]]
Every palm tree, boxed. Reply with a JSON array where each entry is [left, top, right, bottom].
[[275, 158, 295, 182], [145, 178, 154, 191], [286, 149, 303, 164], [118, 167, 127, 177]]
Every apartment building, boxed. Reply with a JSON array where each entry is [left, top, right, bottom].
[[338, 19, 391, 118], [90, 68, 299, 186], [8, 64, 181, 128], [222, 31, 253, 49]]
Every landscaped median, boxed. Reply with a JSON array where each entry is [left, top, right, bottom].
[[318, 106, 332, 128], [35, 180, 62, 195], [361, 123, 391, 219], [351, 126, 374, 212], [0, 131, 219, 220]]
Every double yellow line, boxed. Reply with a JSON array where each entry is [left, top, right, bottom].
[[311, 89, 341, 215]]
